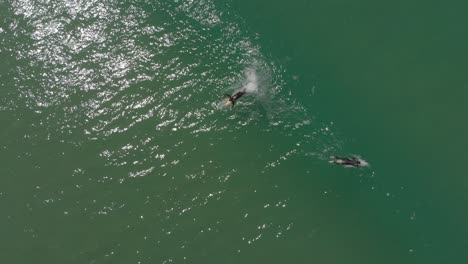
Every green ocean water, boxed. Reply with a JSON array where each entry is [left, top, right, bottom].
[[1, 0, 467, 263]]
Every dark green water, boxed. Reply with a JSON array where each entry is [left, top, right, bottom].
[[1, 0, 467, 263]]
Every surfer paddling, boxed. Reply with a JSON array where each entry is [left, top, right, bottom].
[[329, 156, 368, 168], [224, 88, 247, 108]]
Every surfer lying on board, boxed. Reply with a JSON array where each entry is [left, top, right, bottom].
[[329, 156, 368, 168], [224, 88, 247, 108]]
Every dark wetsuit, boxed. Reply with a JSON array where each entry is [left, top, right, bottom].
[[331, 156, 363, 167], [225, 88, 246, 108]]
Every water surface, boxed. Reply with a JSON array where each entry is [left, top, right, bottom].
[[1, 0, 467, 263]]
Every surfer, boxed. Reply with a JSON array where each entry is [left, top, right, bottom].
[[329, 156, 368, 168], [224, 88, 247, 108]]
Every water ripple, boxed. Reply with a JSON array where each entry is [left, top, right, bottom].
[[2, 0, 356, 262]]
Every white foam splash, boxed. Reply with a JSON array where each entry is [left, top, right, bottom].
[[357, 158, 369, 167], [243, 68, 258, 93]]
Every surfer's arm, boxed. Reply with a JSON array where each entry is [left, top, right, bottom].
[[232, 92, 244, 100]]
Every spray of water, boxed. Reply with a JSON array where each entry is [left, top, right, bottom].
[[243, 68, 258, 93], [217, 67, 261, 109]]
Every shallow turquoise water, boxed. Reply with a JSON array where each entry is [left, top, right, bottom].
[[1, 0, 467, 263]]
